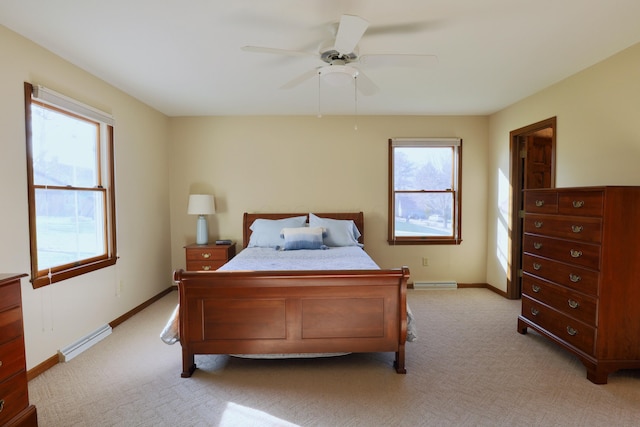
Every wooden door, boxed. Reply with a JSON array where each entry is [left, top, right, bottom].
[[507, 118, 556, 299]]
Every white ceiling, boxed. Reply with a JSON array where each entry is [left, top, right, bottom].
[[2, 0, 640, 117]]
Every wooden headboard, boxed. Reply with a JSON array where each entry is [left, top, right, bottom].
[[242, 212, 364, 249]]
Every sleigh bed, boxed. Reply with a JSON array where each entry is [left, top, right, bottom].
[[168, 212, 411, 378]]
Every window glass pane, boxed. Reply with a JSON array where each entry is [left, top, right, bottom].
[[394, 192, 453, 237], [35, 188, 105, 270], [394, 147, 453, 191], [31, 104, 98, 187]]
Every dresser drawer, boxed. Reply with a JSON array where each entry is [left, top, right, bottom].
[[523, 254, 599, 296], [0, 307, 23, 346], [524, 191, 558, 214], [0, 281, 20, 312], [523, 234, 601, 270], [186, 260, 226, 271], [0, 337, 26, 383], [524, 214, 602, 243], [0, 370, 29, 424], [522, 296, 595, 356], [558, 190, 604, 217], [522, 276, 597, 326]]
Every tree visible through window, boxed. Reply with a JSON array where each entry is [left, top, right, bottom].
[[388, 138, 462, 244], [24, 83, 117, 288]]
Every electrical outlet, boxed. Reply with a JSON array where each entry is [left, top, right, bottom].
[[422, 257, 429, 267]]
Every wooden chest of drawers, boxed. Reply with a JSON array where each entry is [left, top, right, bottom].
[[184, 243, 236, 271], [518, 186, 640, 384], [0, 274, 38, 426]]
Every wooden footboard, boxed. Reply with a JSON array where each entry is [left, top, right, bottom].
[[173, 267, 410, 377]]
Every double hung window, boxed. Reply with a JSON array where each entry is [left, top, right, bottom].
[[388, 138, 462, 245], [24, 83, 117, 288]]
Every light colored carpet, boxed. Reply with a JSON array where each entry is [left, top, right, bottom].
[[28, 289, 640, 426]]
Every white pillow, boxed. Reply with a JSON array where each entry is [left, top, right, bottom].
[[248, 216, 307, 248], [308, 213, 363, 247]]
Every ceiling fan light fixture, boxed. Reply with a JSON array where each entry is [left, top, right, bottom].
[[319, 64, 359, 87]]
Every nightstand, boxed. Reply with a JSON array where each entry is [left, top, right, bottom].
[[184, 243, 236, 271]]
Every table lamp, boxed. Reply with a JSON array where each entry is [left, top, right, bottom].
[[187, 194, 216, 245]]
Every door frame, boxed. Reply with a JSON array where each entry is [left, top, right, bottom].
[[507, 117, 556, 299]]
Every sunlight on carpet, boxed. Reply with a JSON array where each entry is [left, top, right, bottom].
[[221, 402, 299, 427]]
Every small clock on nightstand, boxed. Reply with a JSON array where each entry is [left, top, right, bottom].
[[184, 242, 236, 271]]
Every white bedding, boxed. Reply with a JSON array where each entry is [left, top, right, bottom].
[[218, 246, 381, 271], [160, 246, 417, 346]]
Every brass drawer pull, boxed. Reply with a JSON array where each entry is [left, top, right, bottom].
[[202, 266, 211, 271], [533, 262, 542, 271], [570, 249, 583, 258], [568, 299, 580, 309], [532, 284, 541, 293], [201, 253, 211, 259], [534, 221, 543, 228], [535, 200, 545, 207], [571, 225, 584, 233], [566, 326, 578, 336], [0, 399, 3, 413], [569, 274, 581, 283], [531, 307, 540, 316], [572, 200, 585, 208], [533, 242, 542, 249]]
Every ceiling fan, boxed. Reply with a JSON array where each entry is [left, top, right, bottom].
[[241, 14, 438, 96]]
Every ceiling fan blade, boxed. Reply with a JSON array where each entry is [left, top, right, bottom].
[[359, 54, 438, 68], [365, 20, 443, 36], [241, 45, 316, 57], [280, 69, 320, 90], [354, 70, 379, 96], [334, 14, 369, 55]]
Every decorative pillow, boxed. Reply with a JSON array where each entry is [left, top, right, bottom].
[[248, 216, 307, 248], [308, 213, 363, 247], [279, 226, 327, 250]]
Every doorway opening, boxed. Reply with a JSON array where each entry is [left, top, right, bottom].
[[507, 117, 556, 299]]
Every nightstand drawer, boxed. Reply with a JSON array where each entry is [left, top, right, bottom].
[[184, 243, 235, 271], [0, 337, 26, 383], [186, 260, 226, 271]]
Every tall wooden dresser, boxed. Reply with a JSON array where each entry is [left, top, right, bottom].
[[0, 274, 37, 426], [518, 186, 640, 384]]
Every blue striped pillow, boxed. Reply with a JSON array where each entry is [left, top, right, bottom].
[[280, 227, 327, 250]]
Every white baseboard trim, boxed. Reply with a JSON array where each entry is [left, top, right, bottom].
[[58, 324, 112, 362], [413, 281, 458, 290]]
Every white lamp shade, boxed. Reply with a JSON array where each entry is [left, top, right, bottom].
[[187, 194, 216, 215]]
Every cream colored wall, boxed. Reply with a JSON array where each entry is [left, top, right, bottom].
[[168, 115, 489, 285], [0, 26, 172, 370], [485, 42, 640, 293]]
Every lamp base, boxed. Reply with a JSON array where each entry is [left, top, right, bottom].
[[196, 215, 208, 245]]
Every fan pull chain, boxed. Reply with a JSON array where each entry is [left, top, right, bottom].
[[354, 76, 358, 130], [317, 71, 322, 118]]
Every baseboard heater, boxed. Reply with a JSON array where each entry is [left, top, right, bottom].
[[58, 323, 112, 362], [413, 281, 458, 290]]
